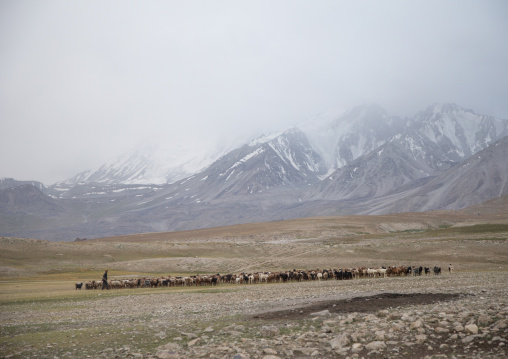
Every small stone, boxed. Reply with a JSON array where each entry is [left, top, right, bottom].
[[351, 343, 363, 353], [365, 341, 387, 351], [187, 338, 201, 347], [493, 319, 507, 330], [260, 326, 279, 336], [263, 348, 277, 355], [181, 332, 198, 339], [454, 324, 464, 332], [329, 334, 350, 349], [465, 324, 479, 334], [435, 327, 450, 333], [410, 320, 423, 330], [203, 326, 214, 333], [462, 335, 479, 344], [415, 334, 427, 344]]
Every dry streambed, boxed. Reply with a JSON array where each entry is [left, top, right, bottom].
[[1, 271, 507, 359]]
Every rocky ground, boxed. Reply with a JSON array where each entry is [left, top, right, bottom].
[[2, 271, 507, 359]]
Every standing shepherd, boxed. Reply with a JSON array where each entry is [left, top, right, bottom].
[[448, 264, 454, 274], [101, 269, 110, 290]]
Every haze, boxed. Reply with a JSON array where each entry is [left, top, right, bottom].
[[1, 1, 507, 185]]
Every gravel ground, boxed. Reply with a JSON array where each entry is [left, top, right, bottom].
[[2, 271, 507, 359]]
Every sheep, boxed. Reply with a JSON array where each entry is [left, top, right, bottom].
[[259, 273, 269, 283], [377, 268, 387, 278], [109, 280, 122, 289]]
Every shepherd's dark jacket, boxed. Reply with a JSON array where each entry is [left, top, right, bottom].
[[102, 272, 108, 281]]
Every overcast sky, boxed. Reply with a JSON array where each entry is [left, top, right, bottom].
[[1, 1, 508, 185]]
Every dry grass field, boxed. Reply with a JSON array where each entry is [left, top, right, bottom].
[[1, 198, 508, 358]]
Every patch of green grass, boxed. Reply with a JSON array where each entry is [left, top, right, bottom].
[[444, 224, 508, 234], [390, 229, 428, 234]]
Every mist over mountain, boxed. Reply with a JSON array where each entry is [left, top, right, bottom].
[[1, 103, 507, 241], [298, 104, 405, 174]]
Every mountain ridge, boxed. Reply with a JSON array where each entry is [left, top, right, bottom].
[[2, 103, 508, 241]]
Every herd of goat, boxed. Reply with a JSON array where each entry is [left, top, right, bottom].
[[76, 265, 443, 290]]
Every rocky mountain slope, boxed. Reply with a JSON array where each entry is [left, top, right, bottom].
[[1, 103, 507, 241], [375, 135, 508, 213]]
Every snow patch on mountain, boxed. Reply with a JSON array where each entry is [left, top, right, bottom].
[[229, 147, 265, 172]]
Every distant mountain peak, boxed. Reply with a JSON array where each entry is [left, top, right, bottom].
[[422, 103, 475, 117], [49, 103, 508, 195]]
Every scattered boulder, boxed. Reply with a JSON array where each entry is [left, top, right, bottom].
[[260, 325, 279, 336], [465, 324, 479, 334], [415, 334, 427, 344], [365, 341, 387, 351], [329, 334, 350, 349], [410, 319, 423, 329]]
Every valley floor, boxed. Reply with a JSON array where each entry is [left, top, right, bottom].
[[1, 207, 507, 358], [1, 271, 507, 359]]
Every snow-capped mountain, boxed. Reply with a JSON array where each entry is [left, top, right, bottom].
[[57, 135, 244, 187], [158, 127, 328, 203], [309, 140, 439, 201], [3, 103, 508, 241], [406, 103, 508, 162], [308, 103, 508, 201], [375, 134, 508, 213], [298, 104, 405, 176], [55, 103, 507, 192], [50, 103, 508, 203], [56, 104, 406, 190]]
